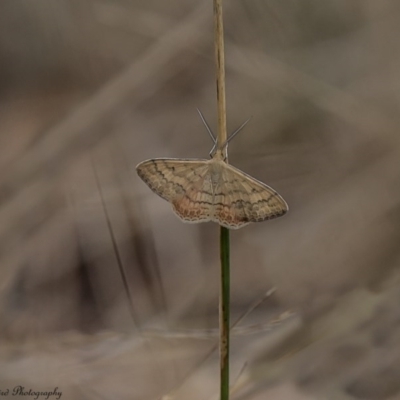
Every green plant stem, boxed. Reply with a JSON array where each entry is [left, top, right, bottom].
[[219, 225, 230, 400], [213, 0, 230, 399]]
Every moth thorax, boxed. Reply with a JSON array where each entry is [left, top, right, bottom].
[[210, 164, 221, 186]]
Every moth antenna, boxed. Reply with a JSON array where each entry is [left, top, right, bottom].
[[221, 116, 252, 149], [197, 108, 216, 144], [209, 142, 218, 158]]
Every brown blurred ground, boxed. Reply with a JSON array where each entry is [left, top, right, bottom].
[[1, 1, 400, 399]]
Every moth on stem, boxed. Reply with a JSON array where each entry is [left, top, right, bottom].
[[135, 2, 288, 399]]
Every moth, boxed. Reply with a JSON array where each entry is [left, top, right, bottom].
[[136, 111, 288, 229]]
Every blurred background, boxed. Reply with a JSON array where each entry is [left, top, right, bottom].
[[1, 0, 400, 399]]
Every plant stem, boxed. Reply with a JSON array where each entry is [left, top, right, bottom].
[[219, 225, 230, 400], [213, 1, 230, 399], [214, 0, 228, 151]]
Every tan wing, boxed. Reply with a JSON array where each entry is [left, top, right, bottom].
[[213, 162, 288, 229], [136, 158, 214, 223]]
